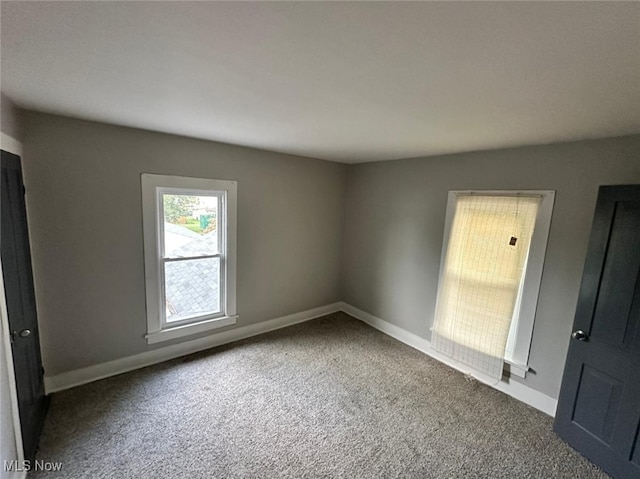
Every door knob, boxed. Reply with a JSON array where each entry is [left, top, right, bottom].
[[572, 330, 588, 341], [10, 329, 31, 343]]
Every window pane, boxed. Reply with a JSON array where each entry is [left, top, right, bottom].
[[164, 257, 221, 322], [163, 194, 218, 257]]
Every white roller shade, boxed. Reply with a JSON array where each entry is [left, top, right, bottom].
[[432, 194, 540, 380]]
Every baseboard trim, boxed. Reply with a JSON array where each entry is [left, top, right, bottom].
[[339, 302, 558, 417], [44, 301, 558, 417], [44, 302, 342, 393]]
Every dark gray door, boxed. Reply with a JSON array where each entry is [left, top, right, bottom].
[[1, 150, 48, 461], [554, 185, 640, 478]]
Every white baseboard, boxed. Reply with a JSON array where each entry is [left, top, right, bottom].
[[339, 302, 558, 417], [44, 302, 342, 393], [44, 300, 558, 417]]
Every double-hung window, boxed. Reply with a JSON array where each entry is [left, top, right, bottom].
[[141, 174, 237, 344]]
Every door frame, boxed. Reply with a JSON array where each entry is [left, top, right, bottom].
[[0, 131, 26, 466]]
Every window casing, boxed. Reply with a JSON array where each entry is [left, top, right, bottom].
[[433, 190, 555, 378], [141, 174, 237, 344]]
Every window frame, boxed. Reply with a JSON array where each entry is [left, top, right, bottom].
[[141, 174, 237, 344], [436, 190, 555, 378]]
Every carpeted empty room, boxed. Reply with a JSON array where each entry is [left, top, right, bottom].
[[33, 313, 605, 479]]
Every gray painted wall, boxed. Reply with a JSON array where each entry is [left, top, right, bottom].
[[15, 107, 640, 400], [0, 93, 20, 478], [21, 111, 348, 376], [342, 135, 640, 399]]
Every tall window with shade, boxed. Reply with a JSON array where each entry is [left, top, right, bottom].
[[432, 192, 553, 381]]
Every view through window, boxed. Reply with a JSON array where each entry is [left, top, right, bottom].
[[162, 194, 221, 322]]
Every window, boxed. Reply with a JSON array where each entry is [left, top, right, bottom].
[[432, 191, 554, 380], [141, 174, 237, 344]]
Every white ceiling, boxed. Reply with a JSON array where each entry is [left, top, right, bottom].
[[2, 2, 639, 163]]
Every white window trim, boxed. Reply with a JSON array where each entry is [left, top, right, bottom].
[[437, 190, 555, 378], [141, 174, 237, 344]]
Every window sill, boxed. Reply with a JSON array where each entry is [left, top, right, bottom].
[[504, 360, 529, 378], [145, 315, 238, 344]]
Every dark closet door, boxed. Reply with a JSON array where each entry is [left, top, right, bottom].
[[1, 149, 48, 461], [554, 185, 640, 479]]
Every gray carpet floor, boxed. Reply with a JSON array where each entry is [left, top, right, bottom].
[[33, 312, 607, 478]]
